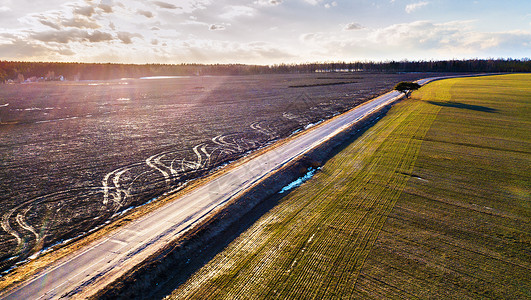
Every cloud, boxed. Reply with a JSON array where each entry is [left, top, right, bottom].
[[324, 2, 337, 9], [137, 9, 154, 18], [117, 31, 142, 44], [86, 30, 114, 42], [254, 0, 282, 6], [304, 0, 323, 5], [153, 1, 181, 9], [73, 6, 95, 17], [369, 20, 464, 48], [0, 6, 10, 12], [182, 19, 209, 26], [297, 20, 531, 61], [220, 6, 256, 19], [24, 7, 101, 32], [178, 40, 295, 63], [344, 22, 363, 30], [209, 24, 226, 31], [31, 30, 79, 44], [300, 32, 318, 42], [0, 33, 16, 39], [0, 38, 61, 59], [31, 29, 113, 44], [98, 4, 113, 13], [405, 1, 429, 14], [39, 19, 62, 30], [61, 17, 100, 29]]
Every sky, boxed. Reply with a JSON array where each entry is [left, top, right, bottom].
[[0, 0, 530, 64]]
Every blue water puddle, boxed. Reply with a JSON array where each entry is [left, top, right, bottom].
[[279, 167, 320, 194]]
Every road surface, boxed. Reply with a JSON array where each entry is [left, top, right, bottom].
[[2, 78, 442, 299]]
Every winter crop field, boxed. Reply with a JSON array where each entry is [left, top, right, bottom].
[[169, 74, 530, 299], [0, 72, 433, 273]]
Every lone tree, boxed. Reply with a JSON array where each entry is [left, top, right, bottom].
[[394, 81, 421, 98]]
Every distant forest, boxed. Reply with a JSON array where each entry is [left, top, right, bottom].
[[1, 59, 530, 83]]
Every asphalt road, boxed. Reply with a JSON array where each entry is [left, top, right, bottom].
[[2, 80, 439, 299]]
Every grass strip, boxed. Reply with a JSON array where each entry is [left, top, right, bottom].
[[352, 74, 530, 299]]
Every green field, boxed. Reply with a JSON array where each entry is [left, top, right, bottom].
[[168, 74, 531, 299]]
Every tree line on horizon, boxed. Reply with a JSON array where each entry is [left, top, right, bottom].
[[0, 58, 530, 83]]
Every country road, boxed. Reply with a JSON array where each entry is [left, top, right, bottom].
[[1, 77, 444, 299]]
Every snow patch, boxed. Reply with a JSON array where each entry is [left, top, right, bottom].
[[290, 129, 301, 135], [279, 167, 319, 194], [304, 120, 323, 130]]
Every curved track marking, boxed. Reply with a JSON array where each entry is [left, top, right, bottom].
[[251, 121, 278, 139], [181, 159, 200, 172], [146, 154, 171, 186], [3, 121, 282, 267], [192, 145, 202, 169], [102, 165, 137, 206], [2, 187, 105, 258], [16, 213, 39, 246], [112, 168, 132, 205], [1, 212, 23, 250]]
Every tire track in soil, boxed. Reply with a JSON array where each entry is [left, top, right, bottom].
[[25, 121, 275, 255], [1, 117, 278, 270], [1, 187, 108, 263]]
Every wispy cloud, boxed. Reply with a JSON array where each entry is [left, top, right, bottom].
[[117, 31, 142, 44], [61, 17, 101, 29], [30, 29, 113, 44], [405, 1, 429, 14], [73, 6, 95, 17], [209, 24, 226, 31], [254, 0, 282, 6], [220, 6, 256, 19], [344, 22, 363, 30], [324, 2, 337, 9], [137, 9, 154, 18], [39, 19, 61, 30], [304, 0, 323, 6], [98, 3, 113, 13], [153, 1, 181, 10]]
